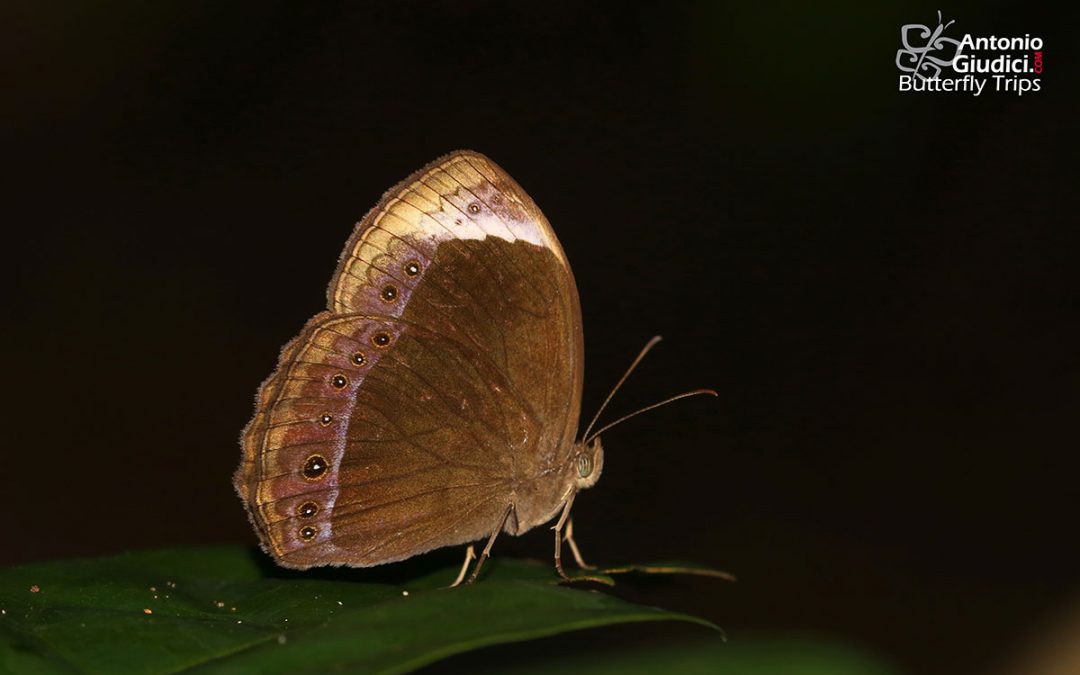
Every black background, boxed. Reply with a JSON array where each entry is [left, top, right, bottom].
[[4, 3, 1077, 674]]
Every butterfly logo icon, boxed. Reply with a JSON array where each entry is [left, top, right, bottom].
[[896, 10, 964, 80]]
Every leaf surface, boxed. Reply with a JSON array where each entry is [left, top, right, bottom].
[[0, 547, 714, 675]]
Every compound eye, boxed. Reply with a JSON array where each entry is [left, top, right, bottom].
[[576, 454, 593, 478]]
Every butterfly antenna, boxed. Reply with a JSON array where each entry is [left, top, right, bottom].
[[584, 389, 717, 445], [580, 335, 663, 442]]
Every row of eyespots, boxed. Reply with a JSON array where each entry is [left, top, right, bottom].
[[297, 463, 324, 541], [379, 259, 423, 304], [325, 331, 392, 394], [307, 328, 395, 478], [293, 261, 423, 545], [297, 499, 319, 541]]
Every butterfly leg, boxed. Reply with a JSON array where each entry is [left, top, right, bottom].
[[465, 503, 514, 585], [563, 518, 596, 570], [552, 492, 577, 580], [447, 545, 477, 588]]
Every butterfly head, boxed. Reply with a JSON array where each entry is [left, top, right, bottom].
[[572, 436, 604, 490]]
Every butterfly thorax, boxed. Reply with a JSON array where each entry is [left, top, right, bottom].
[[507, 437, 603, 535]]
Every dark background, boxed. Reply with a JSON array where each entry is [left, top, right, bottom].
[[4, 3, 1077, 674]]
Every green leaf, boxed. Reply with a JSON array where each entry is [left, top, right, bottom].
[[0, 546, 716, 675]]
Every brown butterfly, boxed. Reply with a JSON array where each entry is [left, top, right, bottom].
[[234, 151, 712, 584]]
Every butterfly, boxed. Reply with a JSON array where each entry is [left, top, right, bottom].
[[234, 151, 712, 584]]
